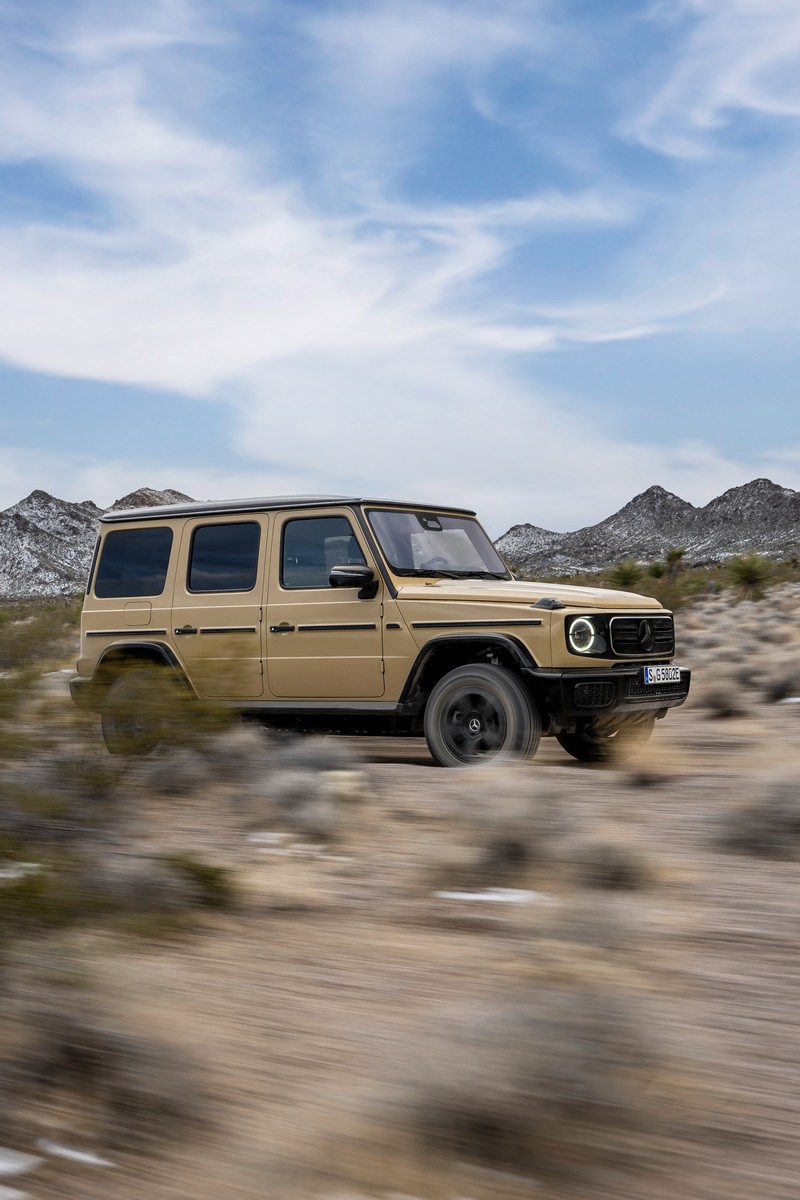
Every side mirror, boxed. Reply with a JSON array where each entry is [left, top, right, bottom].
[[329, 564, 378, 599]]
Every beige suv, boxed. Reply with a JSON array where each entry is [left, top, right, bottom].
[[70, 495, 690, 766]]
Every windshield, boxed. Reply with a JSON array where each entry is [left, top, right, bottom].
[[366, 509, 509, 578]]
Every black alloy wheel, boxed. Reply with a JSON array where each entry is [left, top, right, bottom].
[[424, 664, 540, 768]]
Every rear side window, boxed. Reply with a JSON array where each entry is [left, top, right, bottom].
[[94, 527, 173, 598], [188, 522, 261, 593]]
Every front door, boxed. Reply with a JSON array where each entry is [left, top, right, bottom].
[[170, 515, 266, 698], [266, 510, 384, 698]]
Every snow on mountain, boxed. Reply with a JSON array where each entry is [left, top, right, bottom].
[[496, 479, 800, 577], [0, 480, 797, 596], [109, 488, 194, 511], [494, 522, 560, 565], [0, 488, 194, 598]]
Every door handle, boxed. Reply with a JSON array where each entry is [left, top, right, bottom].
[[269, 624, 295, 633], [174, 625, 198, 635]]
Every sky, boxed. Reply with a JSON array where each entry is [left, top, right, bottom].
[[0, 0, 799, 535]]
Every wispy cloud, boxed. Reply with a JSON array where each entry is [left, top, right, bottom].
[[629, 0, 800, 157], [0, 1, 642, 393], [0, 0, 799, 529]]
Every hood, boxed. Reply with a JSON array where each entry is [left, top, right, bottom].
[[394, 578, 663, 610]]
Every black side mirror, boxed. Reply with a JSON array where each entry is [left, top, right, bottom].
[[329, 564, 378, 599]]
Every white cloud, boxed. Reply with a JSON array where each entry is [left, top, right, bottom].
[[629, 0, 800, 157], [301, 0, 548, 104], [0, 3, 638, 392], [0, 0, 799, 535]]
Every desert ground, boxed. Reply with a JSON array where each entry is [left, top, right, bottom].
[[1, 584, 800, 1199]]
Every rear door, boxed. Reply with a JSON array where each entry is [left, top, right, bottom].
[[265, 508, 384, 698], [170, 515, 267, 698]]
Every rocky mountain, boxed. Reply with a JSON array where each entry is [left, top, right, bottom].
[[496, 479, 800, 577], [1, 478, 798, 597], [0, 488, 193, 598]]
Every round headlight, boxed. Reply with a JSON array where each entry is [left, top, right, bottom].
[[569, 617, 596, 654]]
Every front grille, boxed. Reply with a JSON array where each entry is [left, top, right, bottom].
[[574, 681, 616, 708], [610, 615, 674, 657], [625, 676, 688, 703]]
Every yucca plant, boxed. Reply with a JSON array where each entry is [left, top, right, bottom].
[[726, 553, 773, 601], [607, 559, 644, 590], [664, 546, 685, 578], [647, 561, 666, 579]]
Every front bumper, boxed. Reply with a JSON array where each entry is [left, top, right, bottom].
[[522, 664, 691, 728]]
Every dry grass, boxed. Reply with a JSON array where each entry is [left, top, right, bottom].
[[0, 582, 799, 1198]]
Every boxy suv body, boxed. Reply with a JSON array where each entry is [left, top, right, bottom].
[[71, 495, 690, 766]]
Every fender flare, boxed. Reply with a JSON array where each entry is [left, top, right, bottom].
[[399, 633, 539, 709], [94, 641, 195, 693]]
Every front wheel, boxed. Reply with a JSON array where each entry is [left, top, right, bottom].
[[424, 664, 540, 768], [556, 716, 655, 764]]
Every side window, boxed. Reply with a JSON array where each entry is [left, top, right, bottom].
[[188, 522, 260, 593], [94, 527, 173, 598], [281, 516, 367, 589]]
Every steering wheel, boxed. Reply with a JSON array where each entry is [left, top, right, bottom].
[[420, 556, 450, 570]]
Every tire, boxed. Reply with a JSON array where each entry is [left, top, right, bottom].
[[424, 664, 540, 768], [101, 668, 185, 757], [556, 715, 656, 764]]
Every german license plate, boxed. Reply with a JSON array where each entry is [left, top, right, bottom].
[[643, 664, 681, 685]]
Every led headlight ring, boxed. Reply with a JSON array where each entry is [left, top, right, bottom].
[[569, 617, 596, 654]]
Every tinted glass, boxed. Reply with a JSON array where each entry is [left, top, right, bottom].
[[188, 522, 260, 593], [282, 517, 366, 589], [94, 527, 173, 598]]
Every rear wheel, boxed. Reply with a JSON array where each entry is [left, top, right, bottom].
[[424, 664, 540, 768], [556, 715, 655, 764], [101, 668, 186, 756]]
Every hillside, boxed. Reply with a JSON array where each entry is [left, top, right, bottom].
[[0, 479, 798, 596], [496, 479, 800, 576], [0, 488, 193, 598]]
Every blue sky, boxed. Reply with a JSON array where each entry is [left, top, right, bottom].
[[1, 0, 799, 534]]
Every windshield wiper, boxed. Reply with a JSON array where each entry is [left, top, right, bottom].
[[392, 567, 464, 578], [392, 568, 509, 579]]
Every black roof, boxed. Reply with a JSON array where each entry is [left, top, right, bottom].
[[99, 494, 476, 524]]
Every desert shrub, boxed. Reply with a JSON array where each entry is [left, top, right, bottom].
[[244, 737, 371, 840], [687, 674, 749, 719], [647, 561, 666, 578], [726, 553, 773, 600], [271, 735, 362, 774], [430, 769, 564, 891], [761, 660, 800, 703], [606, 559, 644, 590], [0, 750, 127, 848], [0, 866, 79, 932], [136, 745, 223, 797], [251, 769, 343, 839], [0, 603, 80, 671], [665, 546, 685, 577], [406, 975, 654, 1178], [567, 837, 655, 890], [27, 1010, 205, 1146], [719, 776, 800, 857], [163, 854, 235, 909]]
